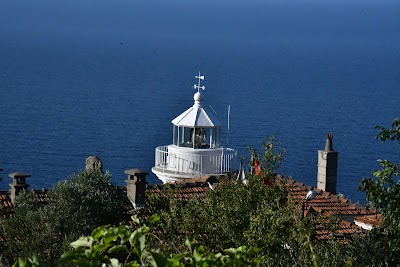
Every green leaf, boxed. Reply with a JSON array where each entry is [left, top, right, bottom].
[[185, 238, 193, 254], [12, 257, 43, 267], [60, 250, 83, 261], [132, 215, 140, 225], [125, 262, 140, 267], [192, 249, 203, 262], [70, 237, 93, 249], [109, 258, 121, 267], [132, 229, 146, 258], [139, 235, 146, 253], [148, 213, 161, 224], [223, 248, 237, 256], [13, 258, 26, 267], [91, 225, 110, 239], [108, 245, 128, 253], [149, 251, 169, 267]]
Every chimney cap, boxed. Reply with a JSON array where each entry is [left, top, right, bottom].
[[324, 133, 334, 152], [124, 169, 149, 176], [9, 172, 31, 179]]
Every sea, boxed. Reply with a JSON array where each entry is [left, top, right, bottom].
[[0, 0, 399, 203]]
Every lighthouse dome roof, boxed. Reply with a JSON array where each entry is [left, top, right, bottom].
[[172, 73, 221, 127], [171, 103, 221, 127]]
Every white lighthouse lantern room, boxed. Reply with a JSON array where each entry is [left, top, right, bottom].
[[152, 73, 237, 183]]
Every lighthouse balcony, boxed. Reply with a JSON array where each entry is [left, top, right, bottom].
[[152, 145, 237, 183]]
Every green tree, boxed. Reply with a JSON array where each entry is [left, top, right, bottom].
[[375, 118, 400, 142], [13, 214, 265, 267], [146, 137, 289, 255], [244, 135, 285, 177], [356, 118, 400, 266], [0, 168, 130, 266], [148, 175, 354, 266]]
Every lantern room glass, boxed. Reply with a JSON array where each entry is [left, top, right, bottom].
[[173, 125, 221, 148]]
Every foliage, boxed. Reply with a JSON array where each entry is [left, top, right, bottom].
[[47, 168, 130, 237], [360, 118, 400, 227], [0, 168, 130, 266], [145, 137, 351, 266], [244, 136, 285, 177], [12, 256, 44, 267], [360, 160, 400, 218], [357, 118, 400, 266], [13, 214, 264, 267], [0, 191, 65, 266], [375, 118, 400, 143], [147, 137, 291, 258]]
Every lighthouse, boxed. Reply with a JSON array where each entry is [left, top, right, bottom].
[[152, 73, 237, 183]]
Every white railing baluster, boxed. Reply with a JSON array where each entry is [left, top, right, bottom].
[[154, 146, 236, 175]]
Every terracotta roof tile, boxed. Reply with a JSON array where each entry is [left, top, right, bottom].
[[275, 176, 376, 219], [145, 182, 210, 203], [354, 214, 382, 230], [0, 174, 381, 241]]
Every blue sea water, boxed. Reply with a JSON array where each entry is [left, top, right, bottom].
[[0, 0, 399, 203]]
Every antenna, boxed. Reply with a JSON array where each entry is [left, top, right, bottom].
[[209, 105, 218, 116], [227, 105, 231, 147]]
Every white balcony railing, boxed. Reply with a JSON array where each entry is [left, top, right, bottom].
[[154, 145, 237, 175]]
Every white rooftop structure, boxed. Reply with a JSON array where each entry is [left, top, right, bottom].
[[152, 73, 237, 183], [171, 86, 221, 128]]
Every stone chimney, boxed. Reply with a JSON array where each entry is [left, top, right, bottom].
[[9, 172, 31, 204], [124, 169, 148, 209], [85, 156, 103, 172], [317, 134, 338, 195]]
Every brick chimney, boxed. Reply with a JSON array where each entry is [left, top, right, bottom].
[[9, 172, 31, 204], [317, 134, 338, 194], [124, 169, 148, 209]]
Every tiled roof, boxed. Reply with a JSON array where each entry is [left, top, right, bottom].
[[141, 177, 374, 240], [0, 183, 209, 212], [354, 214, 382, 230], [0, 189, 49, 215], [0, 192, 12, 208], [280, 177, 375, 218], [355, 214, 382, 225], [0, 175, 381, 238], [146, 182, 210, 202], [304, 206, 364, 240], [31, 189, 50, 204]]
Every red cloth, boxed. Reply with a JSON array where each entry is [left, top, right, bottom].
[[254, 160, 261, 175]]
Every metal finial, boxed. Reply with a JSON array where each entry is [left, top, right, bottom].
[[193, 71, 205, 93]]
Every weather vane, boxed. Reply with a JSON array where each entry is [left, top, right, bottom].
[[193, 71, 205, 93]]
